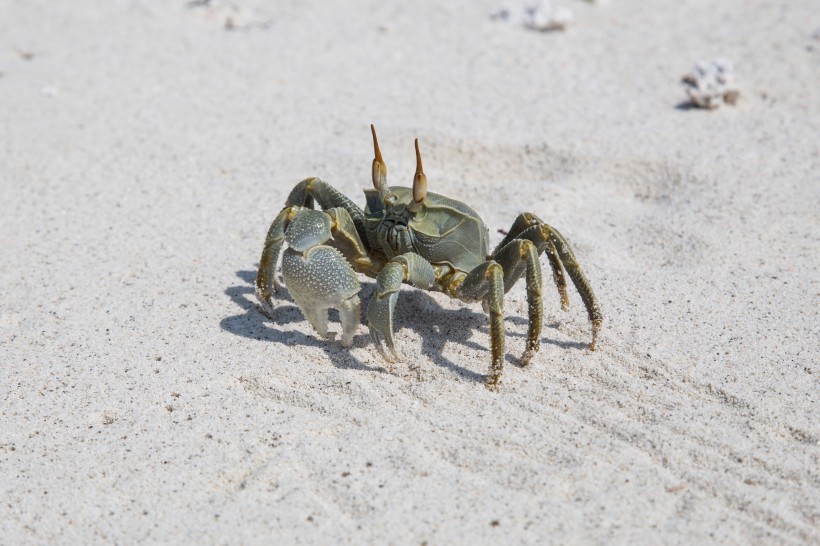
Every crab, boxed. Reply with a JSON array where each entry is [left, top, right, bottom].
[[255, 125, 602, 387]]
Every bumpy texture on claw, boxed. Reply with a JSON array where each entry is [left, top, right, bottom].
[[280, 209, 363, 347], [283, 245, 361, 347], [256, 174, 373, 328]]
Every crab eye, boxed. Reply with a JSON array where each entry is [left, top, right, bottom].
[[371, 124, 387, 191], [412, 138, 427, 204]]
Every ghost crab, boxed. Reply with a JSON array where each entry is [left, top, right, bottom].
[[256, 125, 602, 387]]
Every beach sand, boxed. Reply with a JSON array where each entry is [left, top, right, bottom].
[[1, 1, 818, 543]]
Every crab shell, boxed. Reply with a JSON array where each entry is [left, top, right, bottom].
[[363, 187, 490, 273]]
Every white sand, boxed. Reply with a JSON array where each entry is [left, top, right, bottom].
[[1, 1, 818, 543]]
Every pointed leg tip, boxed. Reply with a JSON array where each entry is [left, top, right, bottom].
[[560, 291, 570, 311], [484, 378, 501, 391], [520, 349, 536, 367], [255, 292, 275, 318], [589, 332, 600, 351], [590, 318, 602, 351]]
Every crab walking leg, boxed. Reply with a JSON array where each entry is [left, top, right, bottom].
[[455, 261, 506, 388], [508, 224, 570, 311], [284, 177, 369, 244], [544, 238, 570, 311], [504, 218, 602, 348], [541, 224, 603, 350], [486, 265, 505, 387], [256, 205, 303, 316], [280, 209, 362, 346], [493, 214, 569, 311], [492, 212, 541, 254], [367, 253, 435, 364], [492, 239, 544, 366]]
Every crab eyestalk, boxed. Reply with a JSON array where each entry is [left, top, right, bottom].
[[370, 124, 396, 206], [408, 138, 427, 213]]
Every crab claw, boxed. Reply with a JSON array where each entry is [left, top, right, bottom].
[[280, 209, 362, 348], [367, 261, 404, 365], [368, 291, 399, 364]]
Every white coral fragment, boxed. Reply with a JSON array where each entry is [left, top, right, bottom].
[[525, 0, 573, 31], [682, 59, 739, 109], [493, 0, 573, 32]]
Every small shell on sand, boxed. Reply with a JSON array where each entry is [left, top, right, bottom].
[[682, 59, 740, 109]]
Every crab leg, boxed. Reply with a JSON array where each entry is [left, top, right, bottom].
[[492, 239, 544, 366], [256, 205, 301, 316], [495, 213, 602, 350], [493, 213, 568, 310], [284, 177, 370, 251], [454, 261, 506, 388], [544, 238, 570, 311], [543, 224, 603, 350], [366, 253, 435, 365], [492, 212, 541, 254]]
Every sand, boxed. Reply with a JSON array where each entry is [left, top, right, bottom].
[[1, 0, 818, 543]]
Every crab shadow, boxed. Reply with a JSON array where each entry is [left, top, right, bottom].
[[221, 269, 587, 383]]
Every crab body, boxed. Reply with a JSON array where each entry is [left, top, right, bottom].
[[256, 126, 602, 387], [364, 187, 490, 277]]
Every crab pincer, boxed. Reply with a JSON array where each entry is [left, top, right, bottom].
[[280, 209, 362, 347]]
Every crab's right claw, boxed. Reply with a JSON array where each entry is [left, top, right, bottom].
[[367, 260, 405, 365], [367, 290, 399, 364]]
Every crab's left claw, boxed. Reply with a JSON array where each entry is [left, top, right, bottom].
[[281, 210, 362, 347]]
